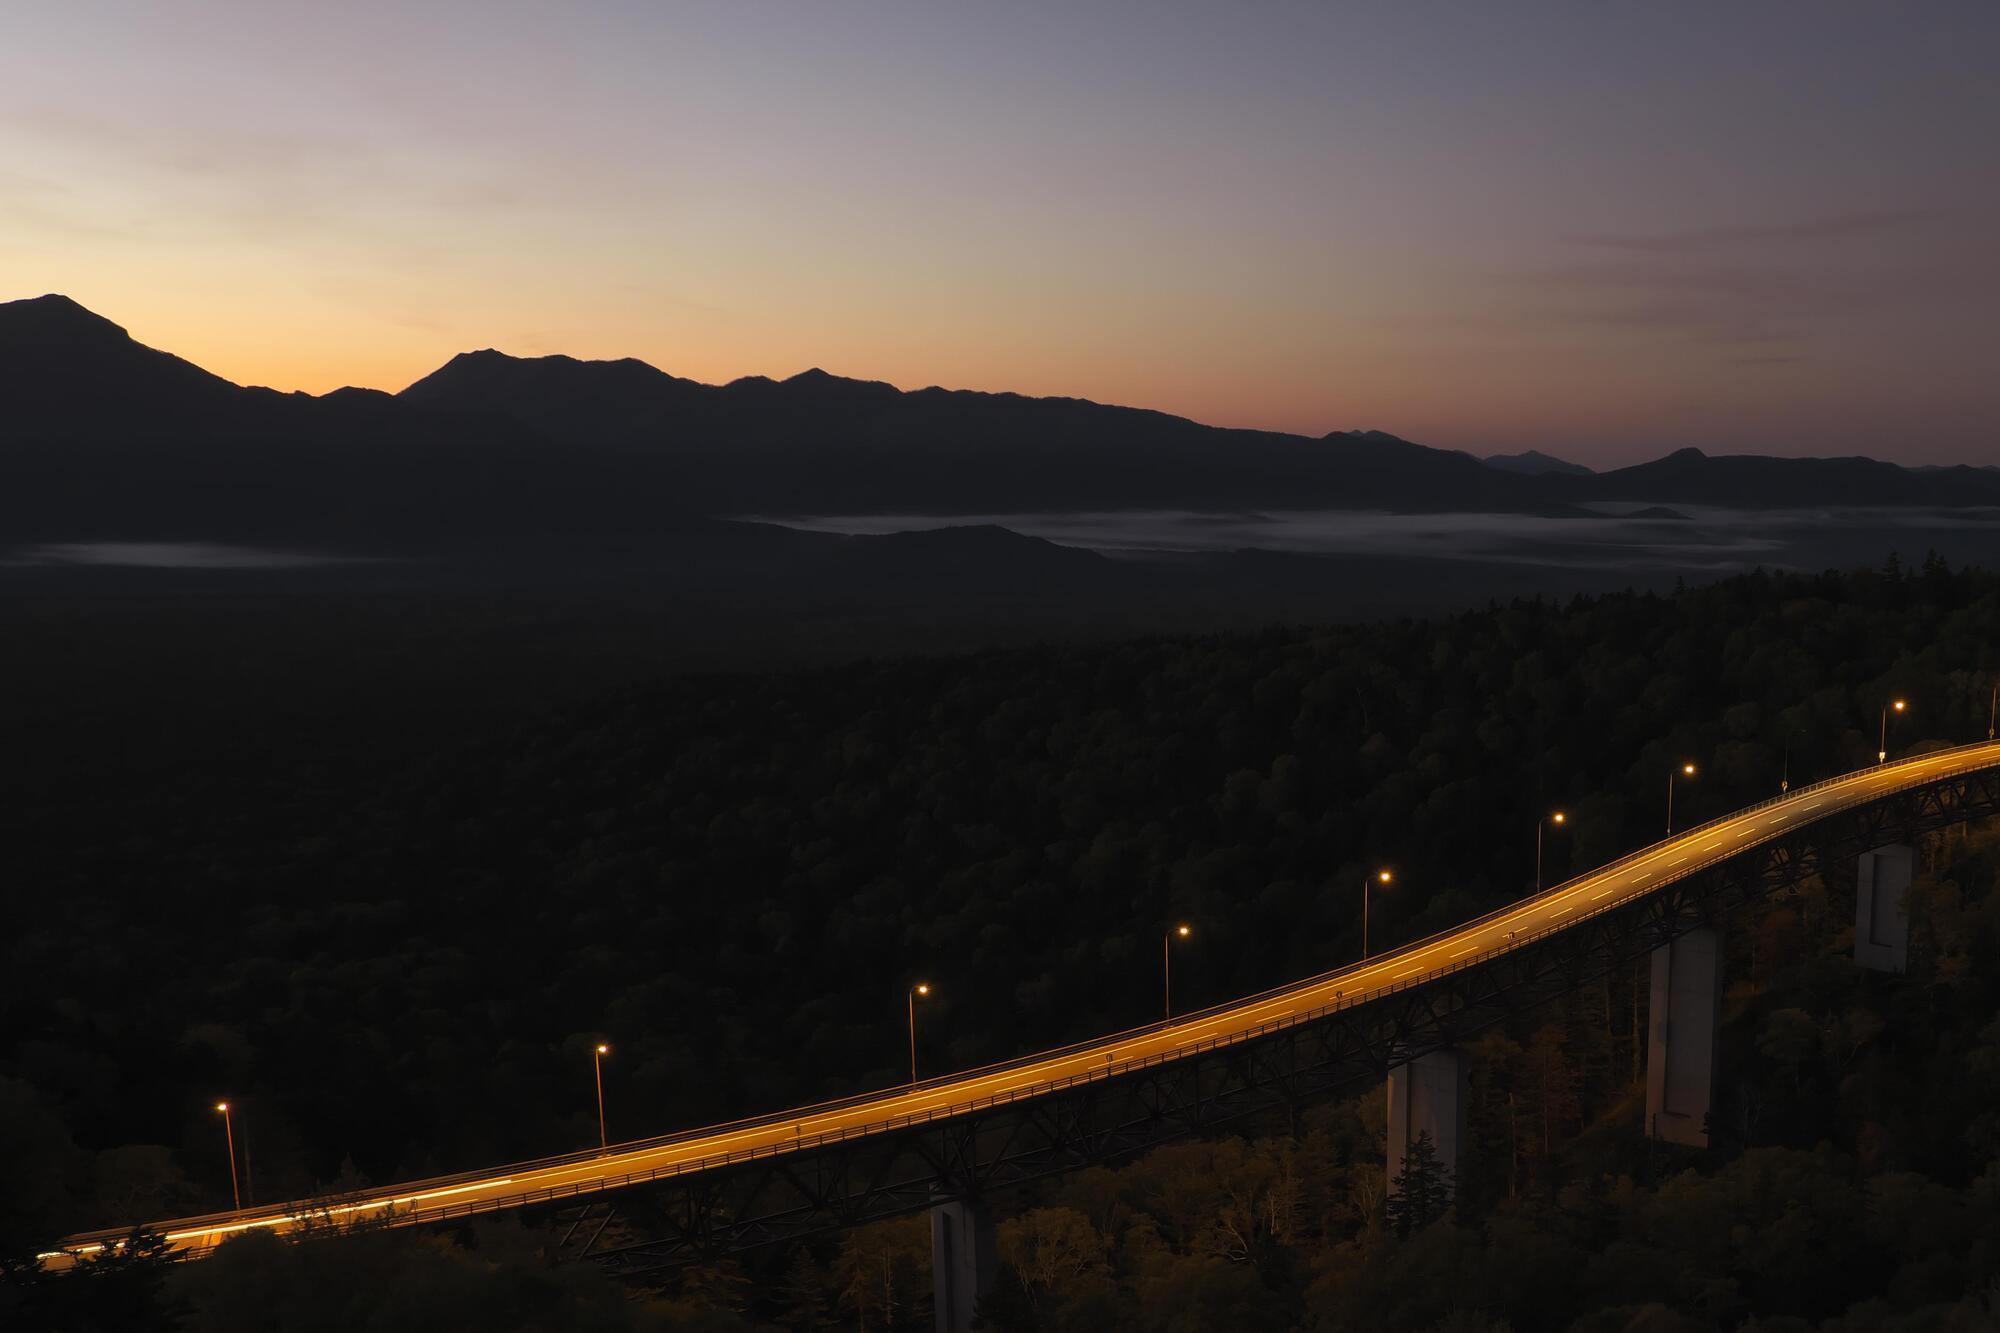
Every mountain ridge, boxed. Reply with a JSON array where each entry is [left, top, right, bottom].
[[5, 294, 1998, 545], [1484, 448, 1596, 477]]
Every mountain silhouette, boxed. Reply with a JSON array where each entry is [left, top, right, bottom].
[[1566, 446, 2000, 508], [6, 294, 1998, 547], [1484, 448, 1595, 477], [393, 346, 1541, 514], [400, 349, 711, 444], [1, 294, 277, 435], [0, 294, 655, 544]]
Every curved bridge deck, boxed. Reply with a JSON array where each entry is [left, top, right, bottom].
[[48, 741, 2000, 1268]]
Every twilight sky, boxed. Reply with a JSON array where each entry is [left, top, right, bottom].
[[4, 1, 1995, 465]]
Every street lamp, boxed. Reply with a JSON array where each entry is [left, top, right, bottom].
[[1363, 869, 1392, 958], [1163, 923, 1192, 1019], [908, 983, 930, 1084], [1879, 699, 1906, 763], [592, 1044, 611, 1151], [1536, 811, 1565, 893], [1666, 763, 1695, 836], [215, 1102, 241, 1211]]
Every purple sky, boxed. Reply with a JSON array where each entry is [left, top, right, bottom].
[[3, 1, 1995, 465]]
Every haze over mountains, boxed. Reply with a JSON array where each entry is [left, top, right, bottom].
[[5, 293, 1999, 549]]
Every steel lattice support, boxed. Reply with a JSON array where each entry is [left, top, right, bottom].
[[543, 772, 2000, 1279]]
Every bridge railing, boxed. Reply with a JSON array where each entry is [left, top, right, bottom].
[[58, 740, 1999, 1258], [1345, 736, 1979, 980]]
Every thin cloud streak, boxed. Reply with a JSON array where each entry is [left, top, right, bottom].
[[1569, 209, 1944, 254]]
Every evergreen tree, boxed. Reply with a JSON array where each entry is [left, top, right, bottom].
[[1386, 1132, 1455, 1237]]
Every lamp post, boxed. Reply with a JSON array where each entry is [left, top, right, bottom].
[[908, 983, 930, 1084], [1879, 699, 1905, 764], [1163, 924, 1191, 1019], [1666, 763, 1695, 836], [215, 1102, 241, 1211], [1536, 811, 1565, 893], [1988, 682, 1996, 741], [592, 1044, 610, 1150], [1363, 869, 1392, 958]]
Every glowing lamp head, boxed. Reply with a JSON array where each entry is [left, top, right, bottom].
[[1893, 699, 1906, 712], [914, 983, 930, 997], [1377, 870, 1393, 884], [595, 1044, 609, 1055], [1683, 764, 1696, 776], [1175, 924, 1191, 938], [214, 1102, 229, 1113], [1551, 811, 1566, 824]]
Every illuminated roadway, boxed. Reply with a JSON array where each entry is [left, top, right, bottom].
[[48, 741, 2000, 1266]]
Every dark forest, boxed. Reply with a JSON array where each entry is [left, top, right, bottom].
[[8, 558, 2000, 1328]]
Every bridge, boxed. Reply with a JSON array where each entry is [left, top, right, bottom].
[[48, 741, 2000, 1328]]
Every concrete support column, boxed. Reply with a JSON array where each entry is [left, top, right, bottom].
[[931, 1195, 996, 1333], [1386, 1048, 1467, 1193], [1855, 844, 1913, 973], [1646, 927, 1721, 1148]]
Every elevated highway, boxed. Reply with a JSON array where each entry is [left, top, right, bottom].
[[48, 740, 2000, 1273]]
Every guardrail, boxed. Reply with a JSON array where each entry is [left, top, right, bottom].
[[58, 740, 2000, 1259]]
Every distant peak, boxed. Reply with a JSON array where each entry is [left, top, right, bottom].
[[0, 293, 131, 341], [431, 348, 667, 375], [9, 293, 100, 316], [1663, 446, 1709, 462], [1325, 428, 1420, 447], [1483, 448, 1596, 477], [779, 366, 898, 394]]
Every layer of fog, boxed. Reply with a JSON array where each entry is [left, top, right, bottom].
[[757, 505, 2000, 573], [5, 543, 354, 570]]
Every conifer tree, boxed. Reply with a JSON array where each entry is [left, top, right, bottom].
[[1387, 1131, 1455, 1237]]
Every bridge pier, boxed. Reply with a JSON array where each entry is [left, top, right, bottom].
[[1855, 844, 1913, 973], [1386, 1048, 1466, 1195], [931, 1195, 997, 1333], [1646, 927, 1721, 1147]]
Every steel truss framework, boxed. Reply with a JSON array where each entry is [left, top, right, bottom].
[[540, 770, 2000, 1278]]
